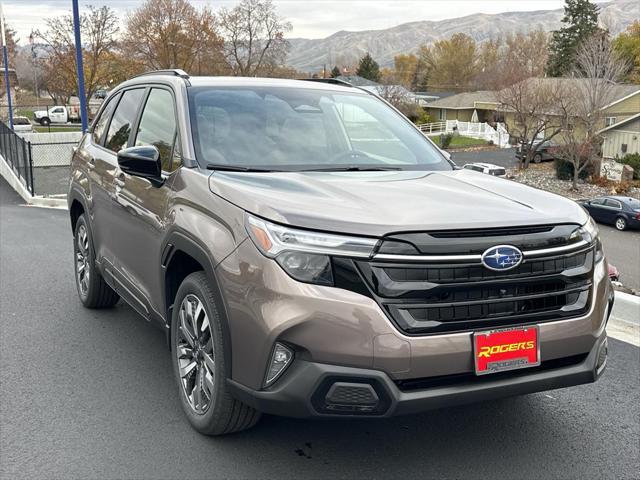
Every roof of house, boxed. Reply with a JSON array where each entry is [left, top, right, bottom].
[[598, 112, 640, 133], [425, 90, 498, 109], [427, 79, 640, 111]]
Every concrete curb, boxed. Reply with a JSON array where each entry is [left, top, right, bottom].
[[0, 154, 68, 209], [608, 291, 640, 347]]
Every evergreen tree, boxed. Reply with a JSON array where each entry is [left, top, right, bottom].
[[356, 53, 380, 82], [330, 65, 341, 78], [546, 0, 600, 77]]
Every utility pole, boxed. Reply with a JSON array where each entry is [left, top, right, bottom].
[[29, 31, 39, 107], [72, 0, 88, 131], [0, 1, 14, 129]]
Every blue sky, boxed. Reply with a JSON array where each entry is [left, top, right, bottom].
[[4, 0, 596, 44]]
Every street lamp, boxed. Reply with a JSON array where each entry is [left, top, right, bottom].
[[29, 31, 39, 107], [0, 0, 14, 129]]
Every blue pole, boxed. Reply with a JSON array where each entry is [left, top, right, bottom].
[[0, 2, 13, 129], [72, 0, 88, 131]]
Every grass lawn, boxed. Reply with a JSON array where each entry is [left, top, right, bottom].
[[34, 126, 83, 133], [446, 136, 490, 148]]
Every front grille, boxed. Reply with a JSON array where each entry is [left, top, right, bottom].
[[350, 226, 594, 335]]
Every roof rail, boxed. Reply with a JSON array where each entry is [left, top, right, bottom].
[[133, 69, 190, 80], [299, 78, 353, 87]]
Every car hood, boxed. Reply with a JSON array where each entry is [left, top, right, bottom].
[[208, 169, 588, 236]]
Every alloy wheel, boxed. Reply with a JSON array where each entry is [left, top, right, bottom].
[[75, 225, 90, 297], [176, 294, 215, 414], [615, 218, 626, 231]]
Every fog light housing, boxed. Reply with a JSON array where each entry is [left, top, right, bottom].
[[264, 343, 293, 387]]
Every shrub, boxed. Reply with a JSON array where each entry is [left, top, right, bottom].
[[413, 110, 432, 125], [440, 133, 453, 149], [554, 158, 594, 180], [619, 153, 640, 180]]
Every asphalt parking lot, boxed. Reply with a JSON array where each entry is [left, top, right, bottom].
[[1, 178, 639, 479]]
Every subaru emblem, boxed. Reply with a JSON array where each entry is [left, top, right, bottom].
[[481, 245, 523, 271]]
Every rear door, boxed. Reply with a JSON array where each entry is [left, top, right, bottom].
[[110, 86, 181, 321], [603, 198, 623, 224]]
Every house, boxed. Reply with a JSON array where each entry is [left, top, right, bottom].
[[599, 113, 640, 159], [424, 91, 499, 123], [425, 80, 640, 131]]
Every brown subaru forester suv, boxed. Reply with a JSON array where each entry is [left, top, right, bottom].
[[69, 70, 613, 435]]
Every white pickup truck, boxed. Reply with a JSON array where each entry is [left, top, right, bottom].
[[33, 106, 81, 126]]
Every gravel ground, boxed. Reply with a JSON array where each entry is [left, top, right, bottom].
[[509, 163, 640, 200]]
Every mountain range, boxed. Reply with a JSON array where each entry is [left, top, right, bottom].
[[285, 0, 639, 72]]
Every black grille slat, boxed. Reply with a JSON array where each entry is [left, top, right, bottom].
[[356, 242, 594, 335]]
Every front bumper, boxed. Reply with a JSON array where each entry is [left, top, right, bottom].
[[228, 331, 608, 418]]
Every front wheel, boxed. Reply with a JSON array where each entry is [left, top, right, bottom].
[[533, 153, 542, 163], [171, 272, 260, 435], [39, 117, 50, 126], [615, 217, 627, 231]]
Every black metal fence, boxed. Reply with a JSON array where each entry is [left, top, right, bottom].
[[0, 121, 34, 195]]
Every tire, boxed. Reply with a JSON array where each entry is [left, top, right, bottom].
[[533, 153, 542, 164], [39, 117, 50, 126], [615, 217, 627, 231], [171, 272, 261, 435], [73, 214, 120, 308]]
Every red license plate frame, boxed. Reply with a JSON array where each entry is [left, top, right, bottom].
[[473, 326, 540, 375]]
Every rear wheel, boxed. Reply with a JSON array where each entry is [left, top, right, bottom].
[[533, 153, 542, 163], [171, 272, 261, 435], [615, 217, 627, 231], [73, 214, 119, 308]]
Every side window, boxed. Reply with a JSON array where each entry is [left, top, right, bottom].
[[604, 199, 621, 209], [135, 88, 178, 172], [590, 198, 605, 206], [92, 93, 120, 145], [105, 88, 145, 153]]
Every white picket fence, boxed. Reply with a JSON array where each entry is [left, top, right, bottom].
[[418, 120, 511, 148]]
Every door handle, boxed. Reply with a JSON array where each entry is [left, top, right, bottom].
[[87, 157, 96, 169], [114, 172, 125, 188]]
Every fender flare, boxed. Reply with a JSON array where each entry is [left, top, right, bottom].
[[161, 229, 234, 372]]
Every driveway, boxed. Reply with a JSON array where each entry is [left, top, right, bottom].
[[450, 147, 518, 169], [1, 177, 638, 479]]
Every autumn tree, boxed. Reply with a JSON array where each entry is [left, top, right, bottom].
[[36, 6, 120, 104], [613, 21, 640, 83], [501, 30, 549, 86], [498, 78, 571, 168], [124, 0, 226, 75], [393, 54, 418, 89], [0, 23, 18, 101], [420, 33, 477, 92], [555, 34, 629, 189], [218, 0, 291, 76], [356, 52, 380, 82], [546, 0, 601, 77]]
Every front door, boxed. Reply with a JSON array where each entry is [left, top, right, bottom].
[[110, 87, 181, 322]]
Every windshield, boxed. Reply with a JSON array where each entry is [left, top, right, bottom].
[[188, 86, 451, 172]]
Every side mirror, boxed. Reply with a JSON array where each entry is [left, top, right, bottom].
[[117, 145, 162, 185]]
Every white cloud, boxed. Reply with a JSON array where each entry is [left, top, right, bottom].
[[3, 0, 612, 44]]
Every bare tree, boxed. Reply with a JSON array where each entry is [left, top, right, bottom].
[[36, 6, 119, 102], [377, 84, 420, 120], [555, 33, 629, 189], [123, 0, 227, 75], [498, 78, 571, 168], [218, 0, 291, 76]]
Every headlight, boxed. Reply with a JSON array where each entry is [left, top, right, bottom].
[[572, 217, 603, 262], [246, 214, 378, 285]]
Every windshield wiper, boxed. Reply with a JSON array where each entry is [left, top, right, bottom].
[[301, 166, 402, 172], [206, 164, 274, 172]]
